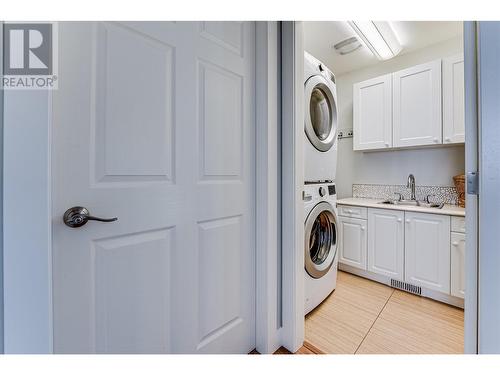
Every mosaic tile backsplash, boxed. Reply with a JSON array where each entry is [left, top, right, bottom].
[[352, 184, 459, 205]]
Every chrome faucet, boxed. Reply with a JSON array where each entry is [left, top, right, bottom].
[[407, 174, 416, 201]]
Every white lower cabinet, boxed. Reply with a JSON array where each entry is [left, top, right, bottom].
[[368, 208, 404, 280], [338, 203, 465, 305], [451, 232, 466, 298], [338, 216, 367, 270], [404, 212, 451, 294]]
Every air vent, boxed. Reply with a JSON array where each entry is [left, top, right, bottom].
[[333, 36, 362, 56], [390, 279, 422, 296]]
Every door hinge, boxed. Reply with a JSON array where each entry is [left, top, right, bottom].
[[467, 171, 479, 195]]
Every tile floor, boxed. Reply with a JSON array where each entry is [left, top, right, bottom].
[[304, 271, 464, 354]]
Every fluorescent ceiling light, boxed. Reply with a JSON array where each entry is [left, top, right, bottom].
[[348, 21, 402, 60]]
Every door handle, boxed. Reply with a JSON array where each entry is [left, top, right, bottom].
[[63, 206, 118, 228]]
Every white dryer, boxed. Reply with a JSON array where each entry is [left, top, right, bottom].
[[304, 182, 339, 315], [304, 52, 338, 183]]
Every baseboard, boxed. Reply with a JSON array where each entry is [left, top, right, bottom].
[[339, 263, 464, 309]]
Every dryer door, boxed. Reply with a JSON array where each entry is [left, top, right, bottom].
[[305, 201, 338, 279], [304, 75, 338, 152]]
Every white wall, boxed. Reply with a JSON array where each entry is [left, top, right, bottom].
[[3, 90, 53, 353], [335, 36, 465, 198]]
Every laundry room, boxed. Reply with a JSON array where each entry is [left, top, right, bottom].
[[301, 21, 466, 354]]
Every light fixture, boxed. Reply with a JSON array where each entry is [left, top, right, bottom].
[[348, 21, 402, 60]]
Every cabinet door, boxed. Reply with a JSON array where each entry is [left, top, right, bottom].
[[451, 232, 466, 298], [404, 212, 451, 293], [368, 208, 404, 280], [393, 60, 442, 147], [338, 217, 367, 270], [443, 54, 465, 144], [353, 74, 392, 150]]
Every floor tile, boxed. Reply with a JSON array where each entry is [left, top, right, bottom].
[[305, 272, 464, 355], [305, 271, 393, 354], [356, 290, 464, 354]]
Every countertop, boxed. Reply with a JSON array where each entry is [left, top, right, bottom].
[[336, 197, 465, 217]]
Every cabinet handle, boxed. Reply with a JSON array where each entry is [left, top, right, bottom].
[[445, 137, 451, 142], [433, 137, 439, 143], [452, 241, 459, 246], [397, 218, 402, 222], [361, 226, 365, 231], [405, 219, 410, 223], [385, 142, 389, 147]]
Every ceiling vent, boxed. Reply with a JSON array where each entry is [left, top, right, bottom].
[[333, 36, 363, 55]]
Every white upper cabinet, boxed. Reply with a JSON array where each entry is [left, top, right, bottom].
[[443, 54, 465, 144], [404, 212, 451, 294], [393, 60, 442, 147], [353, 74, 392, 150], [367, 208, 404, 280]]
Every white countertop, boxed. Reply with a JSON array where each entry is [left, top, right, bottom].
[[337, 197, 465, 217]]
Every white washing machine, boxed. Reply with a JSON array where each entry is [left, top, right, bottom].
[[304, 182, 339, 315], [304, 52, 338, 183]]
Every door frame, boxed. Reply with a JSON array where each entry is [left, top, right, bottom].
[[463, 21, 479, 354], [473, 21, 500, 354], [0, 21, 4, 354], [279, 21, 304, 353], [2, 21, 282, 354], [281, 20, 483, 354]]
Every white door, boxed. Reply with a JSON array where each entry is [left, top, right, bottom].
[[451, 232, 466, 299], [353, 74, 392, 150], [367, 208, 404, 280], [52, 22, 256, 354], [393, 60, 442, 147], [404, 212, 450, 293], [443, 54, 465, 144], [338, 217, 367, 270]]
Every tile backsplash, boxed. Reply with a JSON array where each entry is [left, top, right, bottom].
[[352, 183, 458, 205]]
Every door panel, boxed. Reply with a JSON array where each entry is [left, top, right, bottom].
[[93, 23, 175, 183], [353, 74, 392, 150], [52, 21, 255, 354], [443, 54, 465, 144], [393, 60, 442, 147], [367, 208, 404, 280], [199, 61, 242, 179], [404, 212, 450, 293], [451, 232, 466, 299], [94, 228, 173, 354], [338, 217, 367, 270]]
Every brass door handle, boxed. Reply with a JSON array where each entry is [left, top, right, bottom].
[[63, 206, 117, 228]]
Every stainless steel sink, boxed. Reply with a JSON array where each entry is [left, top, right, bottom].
[[378, 199, 444, 209], [418, 201, 445, 209]]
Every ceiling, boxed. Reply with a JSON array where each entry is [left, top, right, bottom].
[[303, 21, 463, 76]]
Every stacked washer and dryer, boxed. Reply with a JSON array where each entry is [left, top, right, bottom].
[[303, 52, 339, 315]]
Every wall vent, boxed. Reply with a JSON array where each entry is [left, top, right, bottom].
[[390, 279, 422, 296]]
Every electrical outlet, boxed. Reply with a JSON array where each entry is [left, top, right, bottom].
[[338, 129, 353, 139]]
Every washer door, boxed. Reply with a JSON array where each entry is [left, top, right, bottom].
[[304, 75, 338, 152], [305, 201, 338, 279]]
